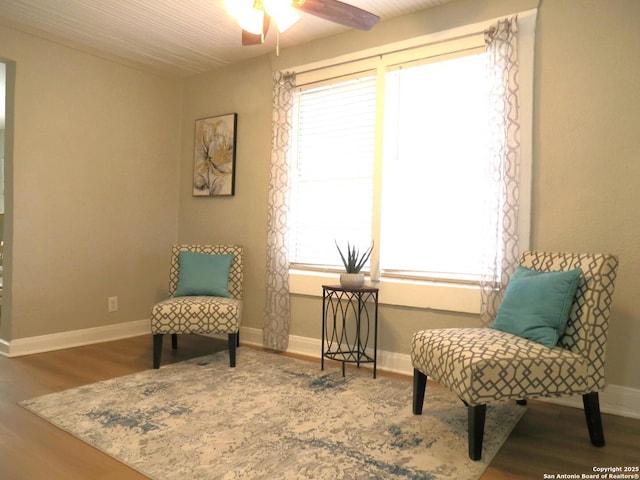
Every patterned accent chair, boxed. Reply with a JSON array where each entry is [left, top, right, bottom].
[[411, 251, 618, 460], [151, 245, 243, 368]]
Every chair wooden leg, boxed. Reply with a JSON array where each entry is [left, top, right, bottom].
[[583, 392, 605, 446], [153, 334, 164, 369], [412, 368, 427, 415], [468, 404, 486, 461], [236, 330, 240, 347], [228, 333, 237, 367], [171, 333, 178, 349]]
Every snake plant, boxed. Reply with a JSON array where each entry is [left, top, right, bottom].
[[335, 241, 374, 273]]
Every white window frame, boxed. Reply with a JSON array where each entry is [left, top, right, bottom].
[[289, 10, 537, 314]]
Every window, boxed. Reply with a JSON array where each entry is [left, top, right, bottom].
[[289, 50, 495, 282], [381, 53, 491, 282], [288, 75, 377, 267], [286, 11, 536, 311]]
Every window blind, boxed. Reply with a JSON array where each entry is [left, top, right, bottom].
[[289, 75, 377, 268]]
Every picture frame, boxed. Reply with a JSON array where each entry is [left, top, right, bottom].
[[192, 113, 238, 196]]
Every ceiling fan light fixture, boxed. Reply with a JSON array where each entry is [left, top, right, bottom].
[[225, 0, 266, 35], [231, 0, 379, 47], [236, 6, 266, 35], [263, 0, 300, 33]]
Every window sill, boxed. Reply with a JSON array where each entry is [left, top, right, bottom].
[[289, 269, 480, 314]]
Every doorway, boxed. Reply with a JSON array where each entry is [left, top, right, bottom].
[[0, 61, 5, 316], [0, 59, 9, 336]]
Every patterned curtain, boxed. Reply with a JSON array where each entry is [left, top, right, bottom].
[[263, 71, 296, 350], [479, 17, 521, 326]]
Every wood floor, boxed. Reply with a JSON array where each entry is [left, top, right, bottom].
[[1, 335, 637, 479]]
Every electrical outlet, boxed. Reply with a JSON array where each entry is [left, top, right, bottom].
[[108, 296, 118, 312]]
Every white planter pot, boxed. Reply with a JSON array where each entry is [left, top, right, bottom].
[[339, 273, 365, 288]]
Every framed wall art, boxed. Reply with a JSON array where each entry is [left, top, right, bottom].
[[193, 113, 238, 196]]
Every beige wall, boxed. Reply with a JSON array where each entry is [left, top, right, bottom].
[[179, 0, 640, 390], [532, 0, 640, 388], [0, 26, 181, 340], [178, 55, 274, 337]]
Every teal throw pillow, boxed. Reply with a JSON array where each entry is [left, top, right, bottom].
[[174, 251, 234, 298], [491, 266, 583, 348]]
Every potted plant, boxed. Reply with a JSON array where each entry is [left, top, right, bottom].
[[335, 241, 374, 288]]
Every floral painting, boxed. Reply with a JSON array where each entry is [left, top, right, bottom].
[[193, 113, 237, 196]]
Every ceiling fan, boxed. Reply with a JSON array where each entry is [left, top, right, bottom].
[[225, 0, 380, 46]]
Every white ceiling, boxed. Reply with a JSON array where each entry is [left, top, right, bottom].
[[0, 0, 454, 128], [0, 0, 453, 78]]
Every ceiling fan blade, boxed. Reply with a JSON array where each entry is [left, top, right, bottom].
[[241, 13, 271, 46], [296, 0, 380, 31]]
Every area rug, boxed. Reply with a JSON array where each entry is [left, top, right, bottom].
[[20, 348, 525, 480]]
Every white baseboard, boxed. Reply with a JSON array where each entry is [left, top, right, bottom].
[[0, 319, 151, 357], [542, 385, 640, 420], [240, 326, 640, 419], [3, 323, 638, 419]]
